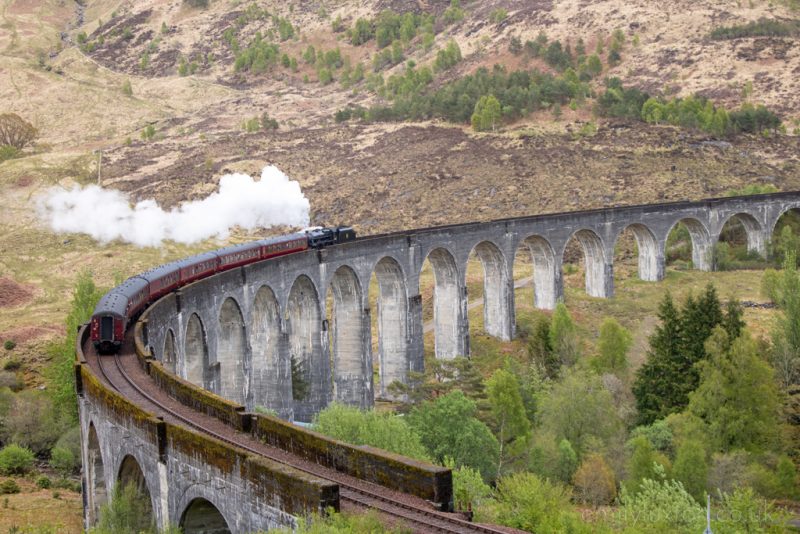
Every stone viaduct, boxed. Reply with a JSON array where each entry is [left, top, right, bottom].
[[77, 191, 800, 532], [139, 192, 800, 422]]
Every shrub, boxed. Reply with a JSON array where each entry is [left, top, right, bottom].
[[710, 18, 800, 39], [0, 479, 20, 494], [489, 8, 508, 23], [121, 79, 133, 96], [715, 487, 790, 531], [573, 453, 617, 506], [3, 358, 19, 370], [36, 475, 52, 489], [141, 125, 155, 141], [0, 444, 35, 475], [0, 113, 38, 149], [616, 465, 705, 533], [49, 446, 77, 476], [93, 483, 156, 534], [445, 457, 492, 510], [477, 472, 591, 533], [1, 390, 66, 454], [183, 0, 208, 8], [0, 144, 19, 162]]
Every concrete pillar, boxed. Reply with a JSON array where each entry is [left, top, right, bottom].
[[407, 294, 425, 374], [473, 241, 513, 341]]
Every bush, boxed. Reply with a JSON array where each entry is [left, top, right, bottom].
[[183, 0, 208, 8], [1, 390, 66, 454], [3, 340, 15, 351], [710, 18, 800, 39], [0, 444, 35, 475], [573, 453, 617, 506], [91, 483, 156, 534], [0, 478, 20, 494], [0, 144, 19, 162], [36, 475, 52, 489], [0, 113, 37, 149], [477, 472, 591, 533], [3, 357, 19, 370], [49, 446, 77, 476]]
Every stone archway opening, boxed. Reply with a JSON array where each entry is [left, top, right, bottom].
[[162, 329, 176, 374], [287, 275, 324, 422], [251, 286, 284, 414], [421, 248, 462, 360], [180, 498, 231, 534], [465, 241, 511, 340], [184, 314, 208, 388], [715, 213, 766, 269], [116, 455, 154, 529], [771, 207, 800, 266], [369, 257, 408, 400], [562, 229, 608, 298], [666, 218, 712, 271], [217, 298, 248, 405], [514, 235, 558, 311], [86, 423, 107, 525], [326, 266, 370, 408], [613, 224, 660, 285]]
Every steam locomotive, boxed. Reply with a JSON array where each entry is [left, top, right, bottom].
[[91, 226, 356, 354]]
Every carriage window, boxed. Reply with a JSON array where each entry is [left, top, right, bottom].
[[101, 317, 113, 339]]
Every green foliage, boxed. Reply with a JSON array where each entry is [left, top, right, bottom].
[[49, 446, 77, 476], [303, 45, 316, 65], [260, 113, 279, 130], [36, 475, 52, 489], [242, 117, 260, 132], [234, 33, 280, 74], [0, 145, 20, 163], [689, 329, 782, 454], [318, 67, 333, 85], [3, 341, 15, 352], [572, 453, 617, 506], [1, 390, 67, 455], [672, 440, 708, 503], [275, 510, 407, 533], [90, 483, 156, 534], [710, 17, 800, 39], [549, 303, 580, 368], [625, 435, 672, 495], [312, 403, 430, 461], [357, 64, 588, 125], [537, 367, 621, 457], [714, 487, 791, 533], [433, 40, 462, 72], [121, 79, 132, 96], [555, 439, 579, 484], [0, 444, 35, 475], [407, 390, 499, 481], [486, 368, 530, 474], [442, 0, 465, 25], [140, 125, 155, 141], [629, 418, 673, 454], [595, 77, 650, 119], [0, 478, 20, 494], [445, 457, 492, 510], [633, 286, 734, 425], [724, 184, 779, 197], [489, 8, 508, 23], [471, 95, 502, 132], [616, 465, 705, 533], [291, 355, 309, 401], [476, 472, 591, 533], [274, 17, 294, 41], [592, 317, 632, 374], [183, 0, 208, 8], [527, 316, 559, 379]]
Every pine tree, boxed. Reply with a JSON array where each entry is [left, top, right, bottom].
[[550, 303, 580, 367], [527, 316, 558, 378], [676, 284, 723, 405], [633, 292, 683, 425]]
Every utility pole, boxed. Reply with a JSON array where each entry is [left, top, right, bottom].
[[96, 149, 102, 185]]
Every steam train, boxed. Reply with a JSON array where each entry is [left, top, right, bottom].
[[91, 226, 356, 354]]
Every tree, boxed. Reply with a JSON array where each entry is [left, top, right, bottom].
[[625, 435, 671, 495], [407, 390, 499, 481], [549, 303, 580, 367], [689, 328, 782, 453], [527, 316, 558, 379], [478, 472, 590, 533], [445, 457, 492, 510], [573, 453, 617, 506], [633, 292, 687, 425], [672, 440, 708, 503], [486, 368, 530, 474], [537, 368, 621, 457], [769, 252, 800, 389], [593, 317, 632, 374], [471, 95, 502, 132], [555, 439, 578, 484], [0, 113, 37, 149], [46, 270, 103, 424], [313, 403, 430, 461]]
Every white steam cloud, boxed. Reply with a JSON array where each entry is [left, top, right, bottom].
[[37, 165, 310, 247]]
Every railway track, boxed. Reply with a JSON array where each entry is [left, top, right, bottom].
[[92, 346, 511, 534]]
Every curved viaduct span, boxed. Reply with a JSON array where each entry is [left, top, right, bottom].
[[77, 191, 800, 533]]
